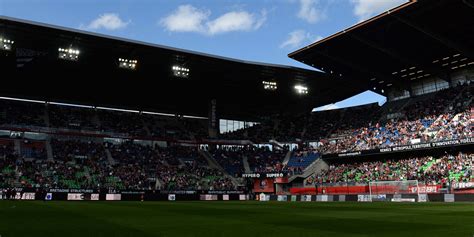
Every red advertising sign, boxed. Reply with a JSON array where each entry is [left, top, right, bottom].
[[274, 177, 289, 184], [253, 178, 275, 193], [410, 185, 440, 194]]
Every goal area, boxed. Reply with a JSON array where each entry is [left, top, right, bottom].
[[368, 180, 420, 202]]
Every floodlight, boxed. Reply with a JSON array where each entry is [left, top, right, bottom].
[[172, 65, 190, 78], [294, 85, 308, 95], [262, 81, 278, 91], [0, 37, 14, 51], [118, 58, 138, 70], [58, 47, 80, 61]]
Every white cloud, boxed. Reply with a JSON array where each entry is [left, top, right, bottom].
[[297, 0, 326, 24], [160, 5, 267, 35], [351, 0, 408, 22], [160, 5, 210, 33], [280, 30, 322, 49], [207, 10, 267, 35], [83, 13, 130, 31]]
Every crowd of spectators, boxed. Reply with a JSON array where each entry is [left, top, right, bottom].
[[108, 142, 160, 165], [285, 146, 320, 174], [51, 139, 107, 163], [2, 139, 237, 191], [0, 100, 45, 127], [219, 103, 380, 143], [0, 83, 472, 191], [307, 152, 473, 185], [211, 147, 246, 176], [304, 103, 380, 141], [0, 140, 17, 188], [219, 84, 472, 154], [49, 105, 99, 130], [247, 146, 287, 173], [317, 84, 472, 154], [1, 83, 471, 149], [98, 111, 149, 136], [156, 164, 234, 191], [0, 100, 207, 140], [209, 145, 292, 175], [219, 118, 275, 142], [20, 140, 47, 160]]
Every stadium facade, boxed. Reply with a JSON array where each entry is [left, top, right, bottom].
[[0, 0, 473, 203]]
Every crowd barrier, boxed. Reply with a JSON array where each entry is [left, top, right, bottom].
[[0, 188, 248, 201], [264, 194, 473, 202], [1, 188, 473, 202]]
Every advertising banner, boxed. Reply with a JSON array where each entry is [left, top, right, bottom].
[[253, 178, 275, 193], [106, 194, 122, 201], [317, 195, 329, 202], [274, 177, 289, 184], [357, 195, 371, 202], [89, 194, 100, 201], [371, 194, 387, 201], [453, 182, 474, 190], [259, 193, 270, 201], [200, 194, 218, 201], [242, 173, 287, 178], [277, 195, 288, 202], [391, 198, 416, 202], [339, 195, 346, 202], [168, 194, 176, 201], [239, 194, 248, 201], [418, 194, 428, 202], [301, 195, 312, 202], [444, 194, 455, 202], [208, 99, 219, 137], [15, 192, 36, 200], [410, 185, 440, 194], [323, 138, 474, 158], [67, 193, 84, 201]]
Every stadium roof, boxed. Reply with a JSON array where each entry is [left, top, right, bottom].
[[0, 16, 362, 120], [289, 0, 474, 95]]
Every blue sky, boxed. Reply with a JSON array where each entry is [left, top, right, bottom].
[[1, 0, 406, 110]]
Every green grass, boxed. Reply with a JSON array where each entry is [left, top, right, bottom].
[[0, 201, 473, 237]]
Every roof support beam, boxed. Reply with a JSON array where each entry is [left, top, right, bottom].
[[314, 50, 396, 89], [392, 15, 474, 59], [347, 33, 451, 82]]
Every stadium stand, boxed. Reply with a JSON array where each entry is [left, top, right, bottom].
[[0, 100, 45, 127], [211, 147, 245, 176], [307, 151, 473, 185], [318, 84, 472, 154], [0, 81, 471, 192], [0, 81, 471, 191], [48, 105, 100, 130], [246, 146, 287, 173], [19, 139, 47, 160], [287, 148, 319, 170]]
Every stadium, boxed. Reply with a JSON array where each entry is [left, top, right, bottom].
[[0, 0, 473, 236]]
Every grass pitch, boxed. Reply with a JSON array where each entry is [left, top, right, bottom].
[[0, 201, 472, 237]]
